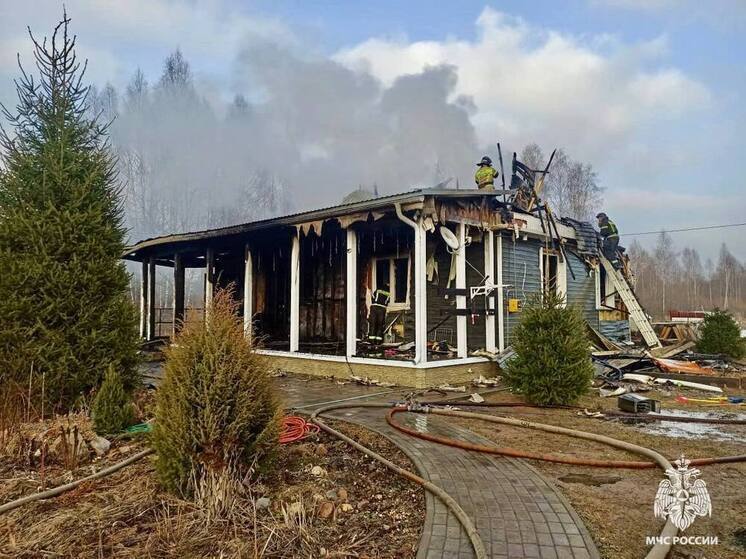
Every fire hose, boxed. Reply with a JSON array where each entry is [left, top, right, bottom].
[[313, 401, 746, 559], [309, 402, 489, 559]]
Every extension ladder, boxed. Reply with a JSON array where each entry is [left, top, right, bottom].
[[600, 256, 661, 349]]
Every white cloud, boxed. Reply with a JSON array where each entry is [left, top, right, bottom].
[[0, 0, 293, 84], [335, 8, 710, 163]]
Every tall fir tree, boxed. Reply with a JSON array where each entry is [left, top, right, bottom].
[[0, 14, 139, 410]]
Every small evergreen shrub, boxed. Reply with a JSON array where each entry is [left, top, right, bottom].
[[152, 287, 281, 497], [91, 366, 135, 435], [696, 309, 745, 358], [503, 291, 594, 405]]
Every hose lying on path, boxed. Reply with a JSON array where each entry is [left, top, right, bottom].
[[424, 400, 746, 425], [387, 408, 746, 468], [309, 402, 489, 559], [0, 449, 153, 516], [387, 406, 684, 559]]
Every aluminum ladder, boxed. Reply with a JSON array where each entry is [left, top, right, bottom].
[[600, 256, 661, 349]]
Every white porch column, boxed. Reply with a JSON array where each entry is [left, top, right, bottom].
[[146, 257, 156, 340], [496, 234, 506, 353], [243, 244, 253, 340], [484, 230, 497, 353], [290, 231, 300, 352], [205, 248, 215, 316], [456, 223, 467, 358], [345, 228, 357, 358], [414, 218, 428, 364], [139, 260, 148, 338]]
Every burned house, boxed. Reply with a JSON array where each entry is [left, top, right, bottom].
[[124, 188, 651, 388]]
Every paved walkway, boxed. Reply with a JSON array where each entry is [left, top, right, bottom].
[[276, 376, 599, 559]]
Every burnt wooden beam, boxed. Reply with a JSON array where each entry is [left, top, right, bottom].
[[173, 253, 185, 336]]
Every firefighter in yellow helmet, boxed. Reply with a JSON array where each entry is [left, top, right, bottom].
[[474, 156, 499, 190]]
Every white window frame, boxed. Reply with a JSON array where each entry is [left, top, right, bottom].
[[594, 264, 615, 310], [372, 255, 411, 311], [539, 248, 567, 306]]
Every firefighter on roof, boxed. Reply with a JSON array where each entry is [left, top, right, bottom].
[[596, 212, 621, 269], [474, 156, 499, 190]]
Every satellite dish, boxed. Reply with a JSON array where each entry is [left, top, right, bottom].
[[440, 227, 460, 251]]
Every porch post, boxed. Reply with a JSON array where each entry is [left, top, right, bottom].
[[496, 234, 506, 353], [485, 230, 497, 353], [290, 231, 300, 352], [456, 223, 467, 358], [205, 247, 215, 316], [414, 218, 428, 364], [147, 257, 156, 340], [345, 228, 357, 358], [139, 260, 148, 338], [244, 244, 253, 340], [173, 253, 185, 336]]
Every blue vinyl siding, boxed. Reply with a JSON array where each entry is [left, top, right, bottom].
[[500, 234, 542, 344], [565, 250, 599, 331]]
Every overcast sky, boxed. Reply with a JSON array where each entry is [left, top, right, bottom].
[[1, 1, 744, 260]]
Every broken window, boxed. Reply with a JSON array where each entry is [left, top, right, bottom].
[[372, 255, 410, 309], [595, 265, 615, 309], [541, 248, 567, 303]]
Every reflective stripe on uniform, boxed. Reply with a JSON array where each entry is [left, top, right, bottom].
[[475, 166, 497, 188]]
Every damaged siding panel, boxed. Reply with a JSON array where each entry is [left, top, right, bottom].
[[501, 235, 541, 344], [565, 251, 599, 331], [298, 225, 346, 350], [599, 319, 631, 343]]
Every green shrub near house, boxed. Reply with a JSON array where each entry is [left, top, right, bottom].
[[696, 309, 745, 359], [151, 288, 281, 497], [503, 291, 594, 405]]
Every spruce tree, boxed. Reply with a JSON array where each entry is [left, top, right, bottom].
[[0, 14, 139, 411], [696, 309, 745, 358], [92, 366, 135, 435], [503, 291, 594, 405]]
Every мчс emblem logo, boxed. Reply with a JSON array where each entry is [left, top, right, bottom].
[[654, 455, 712, 531]]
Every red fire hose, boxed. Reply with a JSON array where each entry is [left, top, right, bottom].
[[279, 415, 320, 444], [386, 407, 746, 469]]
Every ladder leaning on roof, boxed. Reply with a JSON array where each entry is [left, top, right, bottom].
[[599, 256, 662, 349]]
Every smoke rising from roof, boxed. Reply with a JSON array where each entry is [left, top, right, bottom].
[[104, 42, 479, 242]]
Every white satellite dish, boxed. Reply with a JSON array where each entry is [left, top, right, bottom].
[[440, 227, 460, 251]]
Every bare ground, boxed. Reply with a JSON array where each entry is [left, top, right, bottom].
[[0, 416, 424, 558], [447, 389, 746, 559]]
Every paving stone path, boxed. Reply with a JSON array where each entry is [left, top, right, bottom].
[[277, 376, 600, 559]]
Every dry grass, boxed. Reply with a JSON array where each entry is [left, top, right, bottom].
[[0, 419, 424, 558]]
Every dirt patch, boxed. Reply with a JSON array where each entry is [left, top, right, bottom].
[[0, 418, 424, 558], [446, 390, 746, 559], [557, 473, 622, 486]]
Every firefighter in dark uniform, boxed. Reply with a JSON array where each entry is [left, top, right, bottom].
[[596, 212, 620, 269], [368, 281, 390, 344]]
